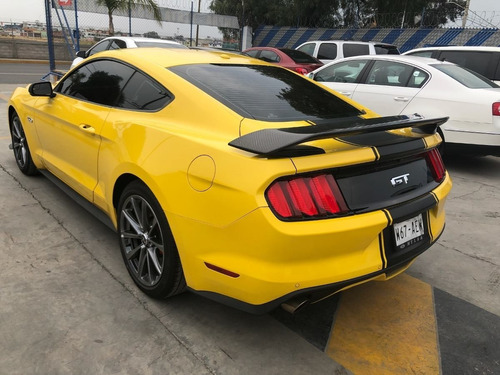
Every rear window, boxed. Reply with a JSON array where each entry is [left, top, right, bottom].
[[375, 45, 400, 55], [343, 43, 370, 58], [431, 64, 498, 88], [169, 64, 363, 121], [280, 48, 320, 64]]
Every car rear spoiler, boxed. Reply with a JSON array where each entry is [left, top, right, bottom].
[[229, 115, 448, 156]]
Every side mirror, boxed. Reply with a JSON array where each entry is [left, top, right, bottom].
[[29, 82, 55, 97], [76, 50, 87, 58], [307, 72, 315, 79]]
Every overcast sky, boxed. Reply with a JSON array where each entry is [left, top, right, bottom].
[[0, 0, 498, 37]]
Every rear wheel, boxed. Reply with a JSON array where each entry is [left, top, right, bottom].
[[10, 111, 37, 175], [117, 181, 185, 298]]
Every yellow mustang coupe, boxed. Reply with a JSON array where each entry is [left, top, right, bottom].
[[8, 48, 451, 313]]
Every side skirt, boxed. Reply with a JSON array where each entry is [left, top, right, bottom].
[[39, 170, 116, 231]]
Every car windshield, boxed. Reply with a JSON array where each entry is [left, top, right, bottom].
[[135, 41, 187, 49], [431, 64, 498, 88], [169, 64, 363, 121], [280, 49, 320, 64]]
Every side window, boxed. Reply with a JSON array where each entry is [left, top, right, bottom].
[[315, 60, 368, 83], [118, 72, 172, 111], [297, 43, 316, 57], [438, 51, 491, 78], [343, 43, 370, 58], [244, 50, 260, 58], [57, 60, 134, 106], [408, 68, 429, 88], [87, 40, 110, 57], [259, 50, 280, 63], [318, 43, 337, 60], [108, 39, 127, 50], [366, 60, 426, 87]]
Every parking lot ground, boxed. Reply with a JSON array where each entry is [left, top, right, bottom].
[[1, 82, 499, 374]]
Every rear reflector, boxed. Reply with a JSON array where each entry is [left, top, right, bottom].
[[266, 174, 348, 220], [493, 102, 500, 116], [205, 262, 240, 278], [426, 148, 446, 182]]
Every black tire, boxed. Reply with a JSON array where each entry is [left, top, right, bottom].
[[117, 180, 185, 299], [10, 111, 38, 176]]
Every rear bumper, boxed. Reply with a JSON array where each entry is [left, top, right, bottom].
[[169, 173, 452, 313]]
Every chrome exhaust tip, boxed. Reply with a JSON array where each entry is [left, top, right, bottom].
[[280, 297, 310, 314]]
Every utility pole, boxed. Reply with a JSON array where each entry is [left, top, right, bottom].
[[195, 0, 201, 46], [462, 0, 471, 28]]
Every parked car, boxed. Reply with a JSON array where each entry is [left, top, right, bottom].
[[71, 36, 187, 68], [308, 55, 500, 153], [296, 40, 400, 64], [243, 47, 323, 74], [8, 48, 450, 313], [403, 46, 500, 84]]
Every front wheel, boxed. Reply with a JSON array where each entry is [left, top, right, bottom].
[[10, 111, 38, 175], [117, 181, 185, 299]]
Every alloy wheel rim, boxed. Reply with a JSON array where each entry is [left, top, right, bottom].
[[11, 117, 27, 168], [120, 195, 165, 286]]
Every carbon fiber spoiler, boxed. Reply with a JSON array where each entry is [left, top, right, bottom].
[[229, 115, 448, 156]]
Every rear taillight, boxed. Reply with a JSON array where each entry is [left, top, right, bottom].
[[295, 67, 309, 75], [492, 102, 500, 116], [426, 148, 446, 182], [266, 174, 348, 220]]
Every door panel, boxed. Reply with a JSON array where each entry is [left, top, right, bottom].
[[33, 95, 109, 202], [351, 60, 427, 115]]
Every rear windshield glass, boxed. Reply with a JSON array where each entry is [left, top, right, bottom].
[[280, 48, 320, 64], [169, 64, 363, 121], [431, 64, 498, 88], [375, 45, 400, 55]]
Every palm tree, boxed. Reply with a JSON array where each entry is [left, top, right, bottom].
[[97, 0, 162, 35]]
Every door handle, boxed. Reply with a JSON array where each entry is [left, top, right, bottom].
[[79, 124, 95, 135], [339, 91, 352, 97], [394, 96, 409, 102]]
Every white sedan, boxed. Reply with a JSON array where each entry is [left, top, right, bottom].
[[71, 37, 187, 68], [308, 55, 500, 153]]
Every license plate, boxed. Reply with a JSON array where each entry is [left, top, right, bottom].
[[393, 214, 425, 248]]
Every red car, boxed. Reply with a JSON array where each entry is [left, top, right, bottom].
[[243, 47, 323, 74]]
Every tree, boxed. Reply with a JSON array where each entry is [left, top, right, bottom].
[[210, 0, 341, 40], [209, 0, 466, 33], [96, 0, 162, 35]]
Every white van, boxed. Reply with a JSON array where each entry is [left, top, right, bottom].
[[403, 46, 500, 84], [296, 40, 400, 64]]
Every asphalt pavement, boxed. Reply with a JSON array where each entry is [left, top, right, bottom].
[[1, 62, 499, 375]]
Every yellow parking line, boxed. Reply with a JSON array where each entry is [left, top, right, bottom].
[[0, 93, 10, 102], [0, 136, 11, 140], [327, 274, 440, 375]]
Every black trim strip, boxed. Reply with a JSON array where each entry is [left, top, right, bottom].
[[386, 193, 437, 223], [229, 115, 448, 156], [39, 170, 116, 231], [378, 233, 386, 269]]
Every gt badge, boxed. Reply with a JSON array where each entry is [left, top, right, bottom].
[[391, 173, 410, 187]]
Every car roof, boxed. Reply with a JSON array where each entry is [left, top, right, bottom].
[[101, 36, 183, 45], [91, 47, 264, 68], [326, 54, 455, 66], [299, 40, 397, 47], [404, 46, 500, 54]]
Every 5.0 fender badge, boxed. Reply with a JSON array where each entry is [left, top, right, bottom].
[[391, 173, 410, 187], [27, 116, 33, 123]]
